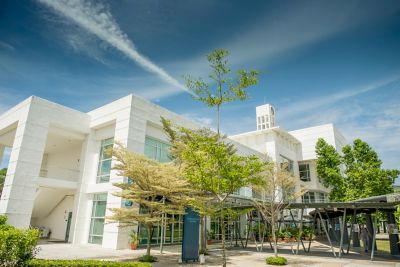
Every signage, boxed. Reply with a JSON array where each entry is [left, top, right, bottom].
[[181, 208, 200, 262]]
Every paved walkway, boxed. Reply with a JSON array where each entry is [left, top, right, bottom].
[[36, 241, 400, 267]]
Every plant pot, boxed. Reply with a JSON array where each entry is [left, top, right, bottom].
[[207, 240, 212, 245], [130, 243, 138, 250], [199, 254, 205, 264]]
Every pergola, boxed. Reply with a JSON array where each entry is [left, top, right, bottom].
[[224, 193, 400, 260]]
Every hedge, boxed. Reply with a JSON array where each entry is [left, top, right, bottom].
[[24, 259, 152, 267], [0, 216, 40, 267], [266, 256, 287, 265]]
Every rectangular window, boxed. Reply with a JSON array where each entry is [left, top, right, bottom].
[[144, 136, 171, 163], [88, 193, 107, 244], [299, 163, 311, 182], [96, 138, 114, 183], [280, 155, 294, 174]]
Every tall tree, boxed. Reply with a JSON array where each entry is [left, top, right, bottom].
[[252, 162, 302, 257], [109, 144, 194, 258], [184, 48, 259, 135], [342, 139, 399, 200], [183, 48, 260, 260], [162, 119, 263, 267], [316, 138, 399, 201], [315, 138, 345, 201]]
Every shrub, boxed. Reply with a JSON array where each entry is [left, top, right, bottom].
[[137, 255, 158, 262], [0, 215, 7, 225], [266, 256, 287, 265], [0, 217, 40, 267], [25, 259, 151, 267]]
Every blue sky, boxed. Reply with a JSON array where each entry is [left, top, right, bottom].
[[0, 0, 400, 179]]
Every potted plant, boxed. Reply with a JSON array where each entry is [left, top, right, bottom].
[[129, 230, 138, 250], [206, 230, 214, 245]]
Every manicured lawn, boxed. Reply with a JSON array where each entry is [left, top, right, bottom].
[[376, 239, 390, 253]]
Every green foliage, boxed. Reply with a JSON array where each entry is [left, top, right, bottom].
[[0, 168, 6, 196], [315, 138, 345, 201], [109, 143, 195, 257], [342, 139, 399, 200], [184, 48, 259, 134], [24, 259, 151, 267], [316, 138, 399, 201], [0, 214, 7, 225], [266, 256, 287, 265], [395, 205, 400, 225], [137, 255, 158, 262], [129, 230, 138, 244], [0, 217, 40, 267]]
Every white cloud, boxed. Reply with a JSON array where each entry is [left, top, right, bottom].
[[278, 75, 400, 122], [222, 1, 400, 65], [36, 0, 192, 96], [0, 41, 15, 52], [181, 113, 214, 128]]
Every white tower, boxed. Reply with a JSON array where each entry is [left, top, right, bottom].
[[256, 104, 276, 130]]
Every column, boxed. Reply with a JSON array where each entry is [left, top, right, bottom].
[[0, 119, 48, 228], [102, 106, 147, 249], [386, 211, 400, 256]]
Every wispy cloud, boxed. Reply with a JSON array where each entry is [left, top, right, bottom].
[[278, 75, 400, 122], [0, 41, 15, 52], [36, 0, 192, 95], [223, 1, 400, 65]]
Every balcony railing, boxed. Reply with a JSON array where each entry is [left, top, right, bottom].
[[39, 165, 80, 182]]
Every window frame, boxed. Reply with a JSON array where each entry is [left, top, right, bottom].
[[96, 138, 114, 183]]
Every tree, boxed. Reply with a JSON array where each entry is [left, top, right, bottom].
[[162, 120, 263, 267], [252, 162, 302, 257], [109, 144, 194, 258], [184, 48, 259, 136], [316, 138, 399, 201], [342, 139, 399, 200], [183, 48, 260, 260], [315, 139, 345, 201]]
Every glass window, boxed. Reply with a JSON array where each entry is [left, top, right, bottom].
[[88, 193, 107, 244], [302, 191, 327, 203], [96, 138, 114, 183], [299, 163, 311, 182], [280, 155, 294, 174], [144, 136, 171, 163]]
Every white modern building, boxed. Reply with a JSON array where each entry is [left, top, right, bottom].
[[0, 95, 346, 249]]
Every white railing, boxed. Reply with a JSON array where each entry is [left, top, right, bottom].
[[39, 165, 80, 182]]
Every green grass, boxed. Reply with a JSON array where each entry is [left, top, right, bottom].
[[376, 239, 390, 253]]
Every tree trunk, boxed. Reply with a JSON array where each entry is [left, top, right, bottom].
[[217, 104, 220, 136], [221, 208, 227, 267], [146, 225, 152, 256], [200, 215, 206, 251], [271, 218, 278, 257]]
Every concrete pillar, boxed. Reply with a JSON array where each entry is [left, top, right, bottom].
[[69, 135, 96, 244], [0, 119, 48, 228], [366, 214, 377, 251], [102, 106, 147, 249], [386, 211, 400, 256]]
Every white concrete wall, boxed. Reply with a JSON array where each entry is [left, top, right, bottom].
[[33, 195, 74, 240], [43, 144, 81, 182], [289, 124, 337, 160]]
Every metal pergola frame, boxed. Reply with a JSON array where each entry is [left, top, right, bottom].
[[221, 193, 400, 260]]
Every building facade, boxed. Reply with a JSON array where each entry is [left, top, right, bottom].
[[0, 95, 345, 249]]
